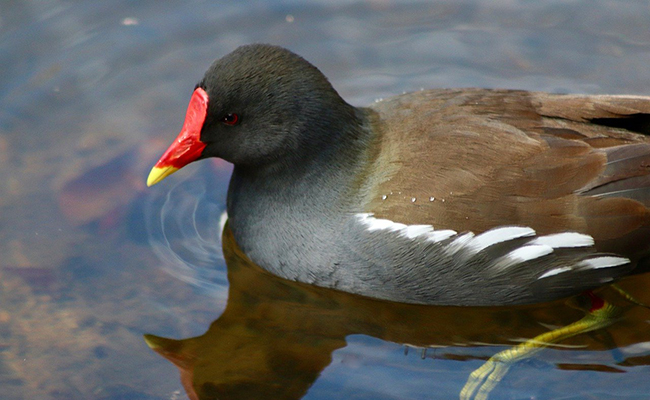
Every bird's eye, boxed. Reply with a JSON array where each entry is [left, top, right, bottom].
[[221, 113, 239, 126]]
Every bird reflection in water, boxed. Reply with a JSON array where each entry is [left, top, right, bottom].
[[145, 224, 650, 400]]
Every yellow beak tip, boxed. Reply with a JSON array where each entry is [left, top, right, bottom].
[[147, 166, 179, 187], [142, 334, 157, 349]]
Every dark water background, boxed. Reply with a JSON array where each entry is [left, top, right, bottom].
[[2, 1, 650, 399]]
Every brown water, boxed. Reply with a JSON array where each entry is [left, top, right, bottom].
[[2, 1, 650, 399]]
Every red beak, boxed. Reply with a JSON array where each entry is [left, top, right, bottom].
[[147, 87, 209, 186]]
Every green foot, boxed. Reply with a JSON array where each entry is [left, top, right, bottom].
[[459, 295, 621, 400]]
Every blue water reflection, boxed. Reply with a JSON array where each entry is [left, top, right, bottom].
[[3, 1, 650, 399]]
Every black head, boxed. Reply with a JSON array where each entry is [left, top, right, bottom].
[[147, 44, 360, 187], [198, 44, 357, 167]]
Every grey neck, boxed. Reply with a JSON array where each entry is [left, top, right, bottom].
[[225, 108, 375, 281]]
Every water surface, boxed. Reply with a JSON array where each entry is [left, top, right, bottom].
[[2, 1, 650, 399]]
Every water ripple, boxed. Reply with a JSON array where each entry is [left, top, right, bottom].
[[145, 173, 228, 298]]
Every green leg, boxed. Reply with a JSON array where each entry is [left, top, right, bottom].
[[460, 294, 621, 400], [611, 284, 649, 309]]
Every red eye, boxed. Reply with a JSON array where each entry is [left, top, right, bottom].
[[222, 113, 239, 125]]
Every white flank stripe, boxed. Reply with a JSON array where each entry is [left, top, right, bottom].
[[468, 226, 536, 253], [530, 232, 594, 248], [581, 256, 630, 269], [356, 213, 372, 223], [445, 232, 475, 254], [375, 219, 407, 231], [404, 225, 433, 239], [425, 230, 457, 243], [538, 267, 572, 279], [356, 213, 453, 242], [355, 213, 456, 244], [356, 213, 407, 232], [507, 244, 554, 262]]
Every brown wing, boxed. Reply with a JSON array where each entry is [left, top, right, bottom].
[[362, 89, 650, 260]]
